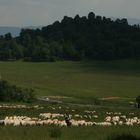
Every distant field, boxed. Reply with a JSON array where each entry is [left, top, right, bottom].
[[0, 60, 140, 100]]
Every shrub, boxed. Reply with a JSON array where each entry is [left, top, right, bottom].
[[23, 57, 32, 62], [0, 80, 36, 103]]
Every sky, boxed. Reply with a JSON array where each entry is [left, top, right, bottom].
[[0, 0, 140, 27]]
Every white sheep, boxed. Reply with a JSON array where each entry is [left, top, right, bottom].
[[105, 116, 111, 122]]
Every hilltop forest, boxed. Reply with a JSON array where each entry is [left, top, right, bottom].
[[0, 12, 140, 61]]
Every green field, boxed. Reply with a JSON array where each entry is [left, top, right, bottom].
[[0, 59, 140, 140], [0, 102, 140, 140], [0, 60, 140, 99], [0, 126, 139, 140]]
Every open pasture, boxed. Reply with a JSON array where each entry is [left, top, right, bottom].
[[0, 60, 140, 100], [0, 60, 140, 139], [0, 103, 140, 140], [0, 126, 139, 140], [0, 103, 140, 126]]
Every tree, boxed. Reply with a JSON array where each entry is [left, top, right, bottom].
[[4, 33, 12, 41], [136, 96, 140, 108], [63, 41, 77, 60], [9, 40, 23, 59], [49, 41, 63, 59], [31, 44, 51, 62], [0, 12, 140, 62], [88, 12, 95, 20], [0, 46, 12, 60]]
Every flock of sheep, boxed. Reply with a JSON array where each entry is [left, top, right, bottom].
[[1, 112, 140, 127], [0, 104, 139, 127], [0, 104, 43, 109]]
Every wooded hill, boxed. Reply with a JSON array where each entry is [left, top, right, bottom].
[[0, 12, 140, 61]]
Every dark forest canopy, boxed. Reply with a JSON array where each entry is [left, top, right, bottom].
[[0, 12, 140, 61]]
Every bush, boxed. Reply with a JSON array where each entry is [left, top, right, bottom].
[[50, 56, 57, 62], [0, 80, 36, 103], [23, 57, 32, 62]]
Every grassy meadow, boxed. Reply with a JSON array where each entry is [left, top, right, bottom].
[[0, 60, 140, 100], [0, 102, 140, 140], [0, 60, 140, 140], [0, 126, 140, 140]]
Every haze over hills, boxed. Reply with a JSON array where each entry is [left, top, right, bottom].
[[127, 18, 140, 25], [0, 27, 21, 37], [0, 18, 140, 37], [111, 18, 140, 25], [0, 26, 42, 37]]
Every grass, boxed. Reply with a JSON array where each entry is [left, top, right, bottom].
[[0, 126, 139, 140], [0, 100, 139, 121], [0, 60, 140, 140], [0, 60, 140, 100]]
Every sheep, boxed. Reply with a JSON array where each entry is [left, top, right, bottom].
[[105, 116, 111, 122], [2, 113, 140, 127], [83, 115, 88, 118], [118, 121, 123, 125], [137, 120, 140, 125], [36, 120, 45, 126], [86, 121, 93, 126], [88, 115, 92, 119], [120, 115, 126, 119], [129, 113, 134, 115], [106, 112, 113, 115], [58, 106, 62, 109], [77, 120, 86, 126], [23, 117, 32, 121], [57, 121, 67, 127], [28, 121, 36, 126], [96, 122, 112, 126], [70, 119, 79, 127], [84, 110, 96, 114], [39, 113, 51, 119], [114, 112, 121, 115], [112, 116, 120, 122], [125, 121, 133, 126], [113, 122, 117, 126], [4, 117, 14, 126], [39, 113, 64, 119], [93, 115, 98, 118], [74, 114, 80, 118], [21, 120, 27, 126], [13, 119, 21, 126]]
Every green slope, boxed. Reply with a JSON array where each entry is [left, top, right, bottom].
[[0, 60, 140, 99]]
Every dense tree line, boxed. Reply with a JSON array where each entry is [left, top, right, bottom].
[[0, 33, 23, 61], [0, 80, 36, 103], [1, 12, 140, 61]]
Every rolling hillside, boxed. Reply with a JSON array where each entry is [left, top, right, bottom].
[[0, 60, 140, 100]]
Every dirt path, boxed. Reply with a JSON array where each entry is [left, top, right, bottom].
[[38, 96, 134, 109], [99, 97, 121, 100], [99, 97, 135, 101]]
